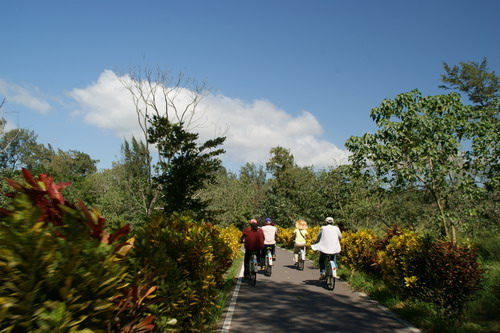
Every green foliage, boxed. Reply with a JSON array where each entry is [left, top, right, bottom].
[[377, 229, 484, 317], [406, 239, 484, 317], [440, 57, 499, 110], [200, 168, 266, 229], [129, 213, 236, 331], [346, 90, 478, 240], [0, 169, 154, 332], [0, 129, 50, 173], [147, 115, 225, 220]]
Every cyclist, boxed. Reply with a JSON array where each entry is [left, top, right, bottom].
[[311, 217, 342, 280], [292, 219, 308, 266], [261, 217, 278, 266], [241, 218, 265, 280]]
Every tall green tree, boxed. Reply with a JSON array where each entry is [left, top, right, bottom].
[[120, 66, 226, 221], [0, 129, 50, 174], [147, 116, 225, 220], [346, 90, 475, 241], [440, 58, 499, 111], [440, 58, 499, 191]]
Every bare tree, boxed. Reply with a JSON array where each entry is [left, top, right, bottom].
[[118, 67, 214, 218], [1, 98, 21, 155]]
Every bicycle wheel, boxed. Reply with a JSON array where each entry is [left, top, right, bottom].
[[324, 258, 335, 290], [250, 271, 257, 286], [298, 258, 304, 270], [250, 255, 257, 286], [265, 256, 272, 276], [326, 273, 335, 290]]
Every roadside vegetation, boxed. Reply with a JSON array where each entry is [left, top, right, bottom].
[[1, 59, 498, 332]]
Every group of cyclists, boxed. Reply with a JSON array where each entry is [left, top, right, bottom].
[[240, 216, 342, 281]]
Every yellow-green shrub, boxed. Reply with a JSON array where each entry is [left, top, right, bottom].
[[217, 224, 242, 261], [130, 213, 234, 331], [377, 230, 421, 289], [306, 226, 321, 255], [341, 229, 379, 272], [276, 225, 294, 247]]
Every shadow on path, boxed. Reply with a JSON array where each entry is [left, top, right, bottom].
[[218, 247, 418, 333]]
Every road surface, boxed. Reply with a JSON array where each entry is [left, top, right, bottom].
[[217, 247, 419, 333]]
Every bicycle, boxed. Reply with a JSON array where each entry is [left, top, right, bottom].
[[323, 254, 337, 291], [248, 251, 259, 286], [297, 245, 306, 271], [264, 247, 273, 276]]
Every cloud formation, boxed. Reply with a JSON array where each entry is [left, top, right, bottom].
[[0, 79, 52, 114], [67, 70, 349, 169]]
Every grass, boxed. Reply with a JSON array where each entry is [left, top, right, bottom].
[[339, 265, 499, 333]]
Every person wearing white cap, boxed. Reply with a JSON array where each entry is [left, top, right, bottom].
[[311, 217, 342, 279]]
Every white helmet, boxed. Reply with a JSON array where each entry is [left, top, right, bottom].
[[325, 217, 334, 224]]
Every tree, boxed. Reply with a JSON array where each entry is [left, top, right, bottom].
[[200, 168, 267, 228], [147, 115, 225, 220], [346, 90, 475, 242], [119, 67, 223, 220], [0, 128, 49, 173], [440, 58, 499, 111], [440, 58, 499, 191]]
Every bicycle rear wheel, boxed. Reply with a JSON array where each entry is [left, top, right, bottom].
[[250, 271, 257, 286], [326, 274, 335, 290], [265, 256, 272, 276], [250, 255, 257, 286], [298, 258, 304, 270]]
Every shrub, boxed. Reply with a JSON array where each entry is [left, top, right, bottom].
[[130, 213, 234, 331], [378, 228, 484, 317], [341, 229, 379, 272], [0, 169, 153, 332], [216, 224, 242, 262], [276, 225, 294, 248], [407, 239, 484, 317], [377, 230, 422, 290]]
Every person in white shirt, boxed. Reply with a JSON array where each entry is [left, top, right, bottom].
[[311, 217, 342, 279], [261, 217, 278, 263]]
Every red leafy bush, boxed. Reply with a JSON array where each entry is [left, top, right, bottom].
[[406, 238, 484, 317]]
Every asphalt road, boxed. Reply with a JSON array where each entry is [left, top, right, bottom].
[[217, 247, 419, 333]]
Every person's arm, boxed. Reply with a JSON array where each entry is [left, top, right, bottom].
[[314, 229, 322, 244], [240, 230, 246, 243]]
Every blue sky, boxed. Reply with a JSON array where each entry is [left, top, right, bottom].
[[1, 0, 499, 172]]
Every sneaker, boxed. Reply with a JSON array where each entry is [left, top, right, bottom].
[[319, 273, 326, 280], [273, 255, 276, 261]]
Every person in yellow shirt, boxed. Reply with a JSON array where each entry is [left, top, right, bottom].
[[292, 219, 308, 266]]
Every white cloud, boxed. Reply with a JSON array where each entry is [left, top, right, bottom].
[[67, 70, 350, 170], [0, 79, 52, 114]]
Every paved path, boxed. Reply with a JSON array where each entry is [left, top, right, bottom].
[[217, 247, 419, 333]]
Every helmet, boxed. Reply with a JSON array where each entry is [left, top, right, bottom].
[[325, 217, 334, 224], [249, 219, 258, 225], [265, 217, 272, 224]]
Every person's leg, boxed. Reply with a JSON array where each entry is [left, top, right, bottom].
[[319, 252, 326, 274], [244, 251, 251, 278], [293, 244, 299, 263]]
